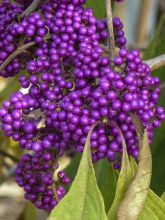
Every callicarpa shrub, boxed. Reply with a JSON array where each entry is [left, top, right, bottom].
[[0, 0, 164, 212]]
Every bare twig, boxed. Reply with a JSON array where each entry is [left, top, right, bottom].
[[52, 181, 60, 203], [20, 0, 43, 18], [145, 54, 165, 71], [0, 41, 35, 73], [0, 34, 50, 73], [0, 0, 44, 72], [0, 149, 19, 162], [106, 0, 115, 68]]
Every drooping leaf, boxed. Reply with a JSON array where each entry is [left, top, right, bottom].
[[129, 157, 165, 219], [48, 122, 107, 220], [122, 156, 165, 220], [117, 129, 152, 220], [107, 124, 133, 220], [94, 159, 117, 213]]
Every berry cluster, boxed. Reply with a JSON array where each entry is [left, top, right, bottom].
[[0, 0, 164, 211], [0, 1, 48, 77], [0, 0, 23, 77], [16, 151, 70, 211], [96, 17, 126, 49]]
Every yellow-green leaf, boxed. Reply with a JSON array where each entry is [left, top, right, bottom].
[[48, 122, 107, 220], [117, 129, 152, 220], [125, 145, 165, 219], [139, 189, 165, 220]]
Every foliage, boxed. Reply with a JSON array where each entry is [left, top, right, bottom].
[[49, 123, 107, 220], [49, 119, 165, 220]]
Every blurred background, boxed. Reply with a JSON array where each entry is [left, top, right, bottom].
[[0, 0, 165, 219]]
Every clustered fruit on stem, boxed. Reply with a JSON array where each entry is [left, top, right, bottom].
[[0, 0, 164, 211]]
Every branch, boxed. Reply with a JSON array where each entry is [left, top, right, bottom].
[[0, 149, 19, 162], [0, 41, 35, 73], [145, 54, 165, 71], [52, 181, 60, 203], [106, 0, 115, 69], [20, 0, 43, 18], [0, 34, 50, 73]]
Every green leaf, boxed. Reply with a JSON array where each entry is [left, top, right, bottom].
[[139, 190, 165, 220], [124, 159, 165, 220], [48, 122, 107, 220], [106, 116, 165, 220], [85, 0, 106, 18], [128, 159, 165, 219], [94, 159, 117, 213], [143, 15, 165, 195], [117, 129, 152, 220], [147, 190, 165, 217], [107, 124, 133, 220], [139, 204, 159, 220]]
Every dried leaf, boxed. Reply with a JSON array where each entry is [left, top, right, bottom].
[[117, 129, 152, 220]]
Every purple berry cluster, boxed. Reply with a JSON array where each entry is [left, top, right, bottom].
[[0, 0, 164, 211], [96, 17, 126, 49], [0, 1, 48, 77], [16, 151, 70, 211], [0, 0, 23, 77]]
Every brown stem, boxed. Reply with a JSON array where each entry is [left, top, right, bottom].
[[0, 149, 19, 162], [0, 34, 50, 73], [145, 54, 165, 71], [20, 0, 43, 18], [106, 0, 115, 69], [52, 181, 60, 203]]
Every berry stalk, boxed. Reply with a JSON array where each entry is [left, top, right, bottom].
[[145, 54, 165, 71], [106, 0, 115, 68], [20, 0, 43, 18], [0, 34, 50, 73]]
